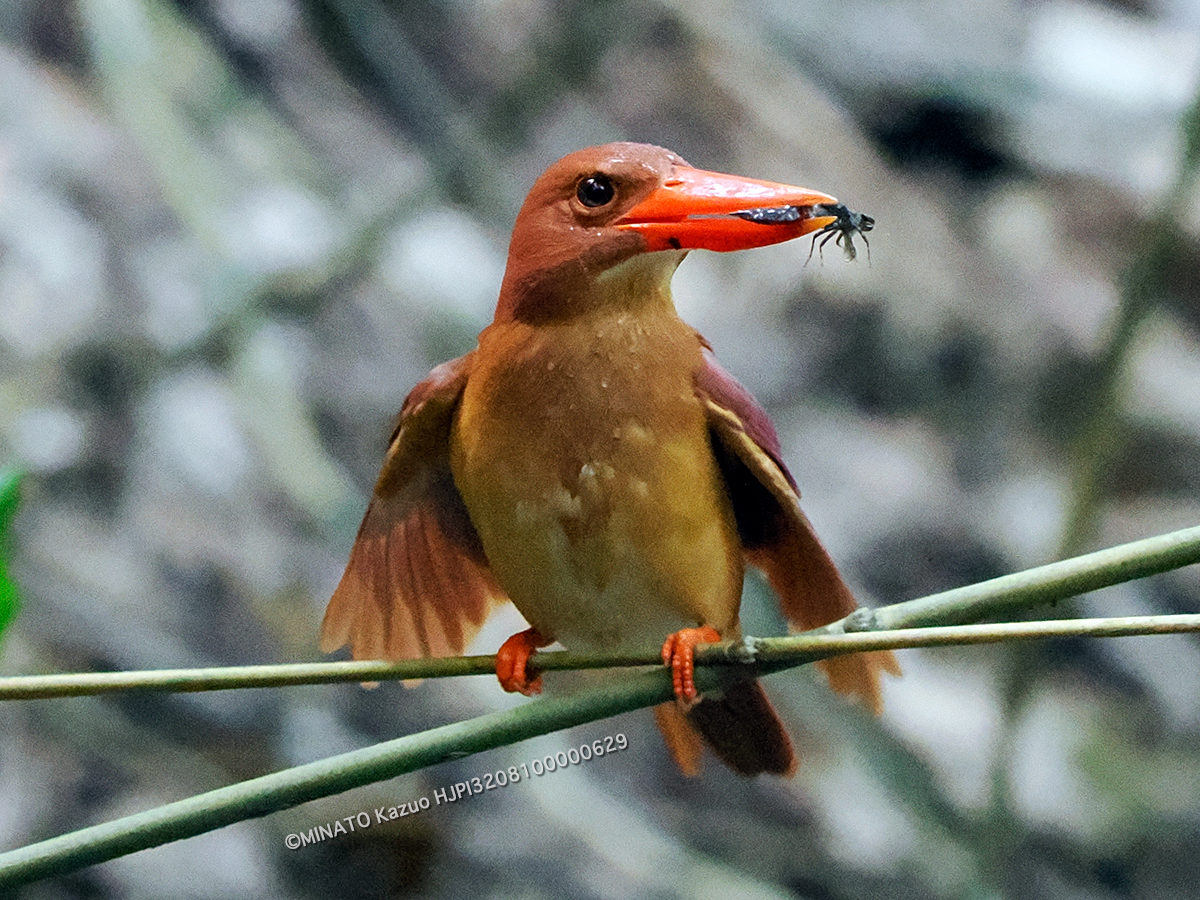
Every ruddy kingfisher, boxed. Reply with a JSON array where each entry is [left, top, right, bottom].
[[322, 142, 899, 776]]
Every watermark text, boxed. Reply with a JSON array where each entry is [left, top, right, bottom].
[[285, 733, 629, 850]]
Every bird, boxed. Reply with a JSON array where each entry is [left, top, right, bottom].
[[321, 142, 899, 776]]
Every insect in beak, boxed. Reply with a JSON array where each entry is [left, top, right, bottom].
[[805, 203, 874, 265]]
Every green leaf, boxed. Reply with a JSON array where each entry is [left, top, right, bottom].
[[0, 576, 17, 639], [0, 468, 22, 639], [0, 468, 21, 534]]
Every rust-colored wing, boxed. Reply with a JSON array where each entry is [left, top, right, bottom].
[[321, 353, 505, 661], [694, 345, 900, 712]]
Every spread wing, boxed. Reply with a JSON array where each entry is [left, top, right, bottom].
[[321, 353, 505, 661], [694, 345, 900, 712]]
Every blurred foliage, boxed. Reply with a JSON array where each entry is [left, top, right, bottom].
[[1058, 90, 1200, 557], [0, 469, 22, 641]]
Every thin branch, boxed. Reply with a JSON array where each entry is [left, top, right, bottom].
[[3, 523, 1199, 700], [1, 523, 1198, 886], [0, 667, 679, 889], [3, 614, 1200, 701], [0, 657, 509, 700], [861, 521, 1200, 629], [5, 613, 1200, 888], [724, 614, 1200, 673]]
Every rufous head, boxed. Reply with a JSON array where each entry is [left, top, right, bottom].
[[496, 142, 839, 323]]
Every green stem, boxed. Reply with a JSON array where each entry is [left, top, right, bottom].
[[1, 523, 1198, 885], [0, 669, 677, 889], [3, 523, 1199, 701], [865, 522, 1200, 630], [3, 614, 1198, 702], [1058, 91, 1200, 556]]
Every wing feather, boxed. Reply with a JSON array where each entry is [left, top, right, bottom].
[[321, 353, 505, 661], [695, 346, 899, 711]]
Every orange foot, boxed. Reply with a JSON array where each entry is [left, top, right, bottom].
[[661, 626, 721, 702], [496, 627, 551, 696]]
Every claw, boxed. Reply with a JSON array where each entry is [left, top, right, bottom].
[[661, 626, 721, 701], [496, 627, 550, 696]]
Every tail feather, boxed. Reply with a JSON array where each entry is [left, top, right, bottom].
[[655, 680, 796, 777], [653, 702, 704, 776]]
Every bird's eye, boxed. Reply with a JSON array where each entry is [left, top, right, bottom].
[[576, 174, 616, 208]]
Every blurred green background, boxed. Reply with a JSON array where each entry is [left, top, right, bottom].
[[2, 0, 1200, 897]]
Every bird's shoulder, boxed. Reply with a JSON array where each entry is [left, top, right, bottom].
[[374, 351, 475, 498]]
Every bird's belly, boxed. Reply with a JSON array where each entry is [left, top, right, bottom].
[[452, 413, 743, 653]]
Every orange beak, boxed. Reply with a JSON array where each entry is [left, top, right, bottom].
[[616, 165, 839, 252]]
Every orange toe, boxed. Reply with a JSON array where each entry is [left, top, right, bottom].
[[496, 627, 550, 696], [661, 626, 721, 701]]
